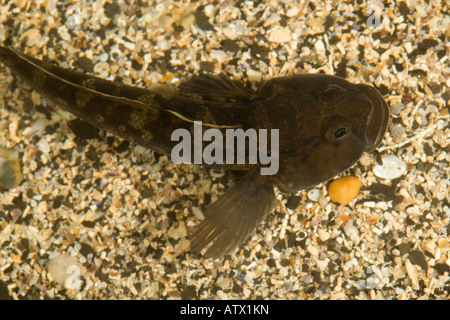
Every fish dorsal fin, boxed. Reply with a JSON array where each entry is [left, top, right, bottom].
[[177, 73, 255, 102]]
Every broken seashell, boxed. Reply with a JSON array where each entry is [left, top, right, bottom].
[[373, 154, 406, 179]]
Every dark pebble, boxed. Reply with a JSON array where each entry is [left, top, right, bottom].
[[131, 59, 142, 71], [77, 56, 94, 73], [104, 2, 121, 19], [222, 39, 240, 53], [126, 261, 139, 273], [200, 61, 215, 72], [398, 2, 410, 17], [428, 83, 442, 94], [285, 195, 301, 210], [232, 282, 243, 294], [393, 195, 404, 206], [194, 7, 214, 31], [181, 285, 198, 299], [435, 263, 450, 275], [280, 259, 291, 267], [408, 250, 428, 271], [81, 220, 95, 228], [369, 183, 388, 194], [397, 242, 412, 255], [410, 69, 427, 77], [423, 143, 433, 156], [418, 38, 439, 50], [376, 83, 389, 95], [86, 147, 99, 161], [114, 140, 130, 153], [80, 243, 94, 257], [23, 97, 34, 112], [152, 248, 163, 259], [250, 43, 269, 60], [164, 263, 177, 274]]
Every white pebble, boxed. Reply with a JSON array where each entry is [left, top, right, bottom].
[[372, 226, 382, 235], [316, 259, 328, 271], [314, 39, 326, 56], [307, 189, 321, 201], [376, 201, 389, 210], [268, 27, 292, 43], [390, 102, 404, 114], [210, 49, 227, 61], [405, 259, 420, 290], [279, 267, 289, 277], [246, 69, 262, 83], [263, 14, 281, 27], [373, 155, 406, 179], [23, 28, 41, 47], [286, 8, 300, 17], [307, 244, 319, 257], [244, 273, 254, 286], [358, 152, 371, 166], [222, 24, 237, 40], [204, 4, 216, 18], [395, 287, 405, 295], [318, 229, 331, 241], [364, 201, 376, 208], [29, 117, 48, 137], [37, 139, 50, 154], [343, 221, 359, 242], [191, 206, 204, 220]]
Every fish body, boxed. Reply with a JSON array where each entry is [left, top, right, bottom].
[[0, 47, 389, 258]]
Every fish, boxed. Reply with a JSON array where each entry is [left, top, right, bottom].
[[0, 46, 389, 258]]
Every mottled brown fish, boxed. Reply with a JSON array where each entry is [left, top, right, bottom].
[[0, 46, 389, 258]]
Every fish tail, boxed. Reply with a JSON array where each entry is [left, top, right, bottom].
[[0, 46, 241, 155], [0, 46, 173, 149]]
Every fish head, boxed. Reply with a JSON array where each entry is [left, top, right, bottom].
[[273, 75, 389, 193]]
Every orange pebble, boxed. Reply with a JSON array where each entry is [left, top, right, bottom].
[[328, 176, 362, 205], [338, 214, 351, 223]]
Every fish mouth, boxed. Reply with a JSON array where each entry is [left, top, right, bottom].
[[356, 84, 390, 152]]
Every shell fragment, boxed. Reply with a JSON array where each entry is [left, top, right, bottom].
[[373, 155, 406, 179]]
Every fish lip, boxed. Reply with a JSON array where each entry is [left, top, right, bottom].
[[356, 84, 390, 152]]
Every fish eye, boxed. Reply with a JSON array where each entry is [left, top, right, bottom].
[[334, 127, 347, 138], [326, 123, 352, 141]]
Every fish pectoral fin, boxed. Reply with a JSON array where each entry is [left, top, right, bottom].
[[177, 73, 255, 101], [190, 170, 276, 259]]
